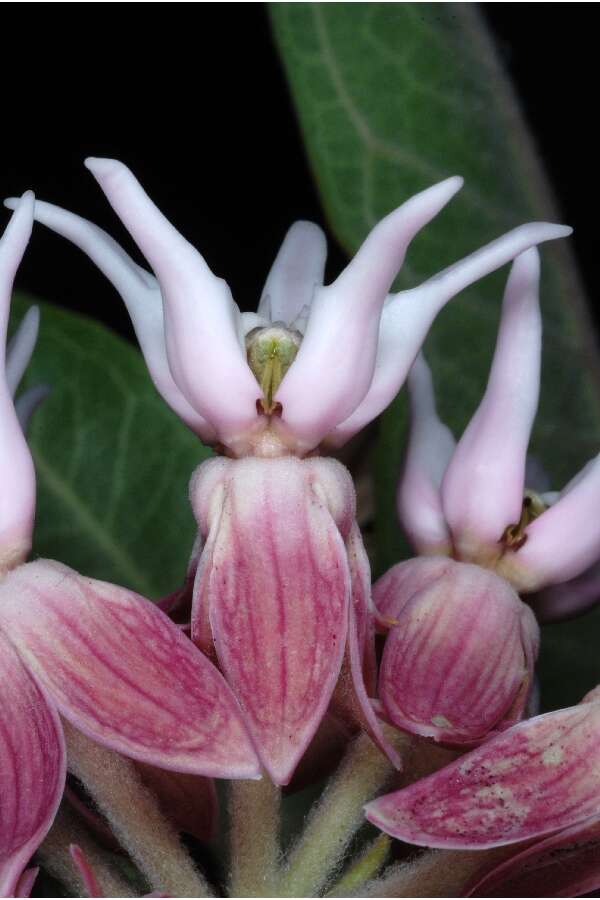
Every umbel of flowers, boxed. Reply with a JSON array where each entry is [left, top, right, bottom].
[[0, 159, 597, 898]]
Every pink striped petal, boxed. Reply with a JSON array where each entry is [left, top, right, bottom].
[[0, 629, 65, 898], [329, 222, 571, 447], [372, 556, 454, 624], [84, 158, 260, 446], [5, 197, 213, 440], [69, 845, 102, 898], [258, 221, 327, 327], [0, 559, 259, 779], [275, 177, 463, 451], [529, 559, 600, 623], [378, 562, 535, 745], [14, 867, 39, 898], [503, 454, 600, 591], [0, 195, 37, 572], [397, 355, 455, 554], [366, 699, 600, 849], [190, 456, 353, 784], [465, 816, 600, 897], [442, 250, 542, 561]]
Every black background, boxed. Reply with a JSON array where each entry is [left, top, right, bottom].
[[2, 5, 597, 340]]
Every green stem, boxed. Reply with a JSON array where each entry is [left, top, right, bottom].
[[276, 732, 404, 897], [228, 776, 281, 897], [38, 805, 135, 897], [65, 723, 212, 897]]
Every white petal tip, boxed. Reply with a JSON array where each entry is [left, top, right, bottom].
[[3, 198, 18, 210], [84, 157, 123, 179]]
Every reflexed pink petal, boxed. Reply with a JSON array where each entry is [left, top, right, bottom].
[[372, 556, 455, 624], [0, 194, 37, 571], [191, 456, 353, 784], [69, 845, 102, 898], [442, 250, 542, 560], [378, 563, 533, 745], [529, 559, 600, 623], [276, 177, 463, 450], [366, 700, 600, 848], [84, 158, 260, 445], [0, 560, 259, 779], [505, 453, 600, 591], [136, 764, 218, 842], [14, 866, 39, 898], [465, 817, 600, 897], [397, 355, 455, 554], [330, 222, 571, 447], [6, 306, 39, 397], [258, 221, 327, 327], [5, 197, 213, 440], [0, 629, 65, 898], [345, 521, 377, 694]]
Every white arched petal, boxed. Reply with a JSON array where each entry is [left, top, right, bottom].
[[15, 384, 50, 433], [397, 355, 455, 554], [275, 177, 464, 451], [258, 221, 327, 326], [329, 221, 571, 447], [0, 195, 36, 566], [442, 249, 542, 557], [84, 158, 259, 445], [4, 197, 214, 441], [6, 306, 39, 397]]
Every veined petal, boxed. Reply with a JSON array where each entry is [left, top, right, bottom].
[[258, 221, 327, 327], [84, 158, 260, 444], [397, 355, 455, 554], [442, 250, 542, 560], [0, 629, 65, 898], [465, 816, 600, 898], [372, 556, 455, 625], [378, 563, 532, 745], [329, 222, 571, 446], [366, 699, 600, 849], [0, 560, 259, 779], [191, 456, 352, 784], [529, 560, 600, 623], [275, 177, 463, 451], [502, 453, 600, 592], [4, 197, 213, 440], [0, 195, 37, 571], [5, 306, 39, 397]]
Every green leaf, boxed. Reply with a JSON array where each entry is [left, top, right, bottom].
[[271, 3, 600, 707], [11, 295, 210, 599]]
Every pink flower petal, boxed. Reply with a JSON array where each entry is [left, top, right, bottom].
[[465, 816, 600, 897], [5, 306, 39, 398], [190, 456, 353, 784], [372, 556, 455, 624], [529, 559, 600, 623], [0, 194, 37, 571], [275, 177, 463, 451], [5, 197, 213, 440], [442, 250, 542, 561], [0, 629, 65, 898], [14, 867, 39, 898], [366, 699, 600, 849], [258, 221, 327, 327], [69, 845, 102, 898], [330, 222, 571, 447], [505, 453, 600, 591], [378, 563, 533, 745], [397, 355, 455, 554], [84, 158, 260, 446], [0, 559, 260, 779]]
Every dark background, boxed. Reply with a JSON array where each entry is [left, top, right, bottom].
[[2, 5, 597, 339]]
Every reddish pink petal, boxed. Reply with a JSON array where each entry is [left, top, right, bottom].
[[366, 700, 600, 848], [14, 867, 39, 898], [136, 763, 218, 842], [0, 629, 65, 898], [378, 563, 534, 745], [465, 817, 600, 897], [372, 556, 455, 625], [191, 456, 353, 784], [0, 560, 259, 779], [69, 845, 102, 898]]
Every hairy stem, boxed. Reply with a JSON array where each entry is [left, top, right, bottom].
[[65, 723, 211, 897], [228, 776, 281, 897], [276, 732, 405, 897], [37, 805, 135, 898]]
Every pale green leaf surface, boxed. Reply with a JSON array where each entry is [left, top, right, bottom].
[[271, 3, 600, 706], [11, 296, 209, 599]]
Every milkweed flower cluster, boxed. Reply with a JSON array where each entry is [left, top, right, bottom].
[[0, 158, 597, 898]]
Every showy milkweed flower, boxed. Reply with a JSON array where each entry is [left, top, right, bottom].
[[0, 199, 259, 897], [14, 158, 571, 784], [397, 248, 600, 599]]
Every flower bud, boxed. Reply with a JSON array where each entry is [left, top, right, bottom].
[[376, 559, 538, 746]]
